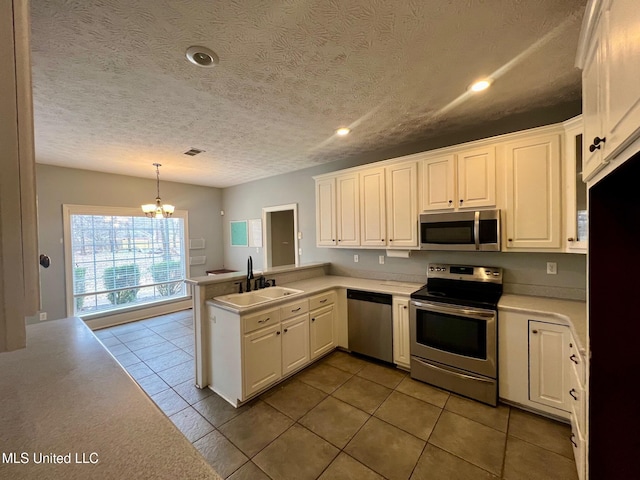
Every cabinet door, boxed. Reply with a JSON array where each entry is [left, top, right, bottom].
[[420, 155, 455, 211], [582, 14, 607, 182], [456, 146, 496, 209], [529, 320, 570, 412], [505, 134, 562, 250], [603, 0, 640, 160], [310, 304, 335, 360], [360, 167, 386, 247], [243, 324, 281, 397], [392, 297, 410, 369], [315, 177, 336, 246], [386, 162, 418, 248], [281, 315, 310, 376], [336, 173, 360, 246], [564, 123, 588, 253]]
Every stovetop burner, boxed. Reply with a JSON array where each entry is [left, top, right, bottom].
[[411, 263, 503, 310]]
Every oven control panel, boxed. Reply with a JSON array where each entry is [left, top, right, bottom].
[[427, 264, 503, 283]]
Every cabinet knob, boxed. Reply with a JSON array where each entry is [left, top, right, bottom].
[[311, 318, 315, 322], [448, 200, 452, 205], [508, 238, 513, 242], [284, 328, 288, 333], [459, 199, 463, 204], [403, 305, 408, 309], [531, 330, 538, 334], [389, 239, 393, 242], [589, 143, 601, 152], [276, 331, 281, 335], [593, 136, 606, 146], [568, 237, 575, 242]]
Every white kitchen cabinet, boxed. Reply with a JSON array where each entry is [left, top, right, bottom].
[[419, 148, 495, 212], [386, 161, 418, 248], [499, 310, 571, 419], [359, 167, 386, 247], [336, 173, 360, 247], [420, 154, 456, 211], [392, 297, 410, 369], [578, 0, 640, 182], [281, 314, 310, 375], [504, 133, 562, 250], [315, 177, 336, 246], [456, 146, 496, 209], [529, 320, 570, 412], [564, 118, 588, 253], [243, 323, 282, 397], [309, 291, 337, 360]]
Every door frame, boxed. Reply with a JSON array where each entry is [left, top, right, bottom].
[[262, 203, 299, 269]]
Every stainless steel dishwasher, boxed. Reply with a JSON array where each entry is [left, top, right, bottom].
[[347, 289, 393, 363]]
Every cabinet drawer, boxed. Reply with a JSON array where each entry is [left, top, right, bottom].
[[309, 291, 336, 311], [280, 299, 309, 320], [568, 338, 585, 387], [243, 307, 281, 334], [570, 415, 586, 480]]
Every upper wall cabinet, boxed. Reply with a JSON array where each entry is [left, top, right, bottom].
[[336, 173, 360, 247], [315, 177, 336, 246], [386, 162, 418, 248], [359, 167, 386, 247], [578, 0, 640, 182], [504, 133, 562, 250], [564, 118, 588, 253], [420, 147, 496, 212]]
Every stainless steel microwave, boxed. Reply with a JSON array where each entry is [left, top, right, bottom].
[[419, 209, 501, 251]]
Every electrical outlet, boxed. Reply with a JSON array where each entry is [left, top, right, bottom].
[[547, 262, 557, 275], [379, 255, 385, 265], [39, 312, 47, 321], [354, 254, 359, 263]]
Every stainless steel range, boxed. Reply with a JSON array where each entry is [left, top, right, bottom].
[[410, 263, 503, 406]]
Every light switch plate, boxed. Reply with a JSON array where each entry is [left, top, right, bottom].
[[547, 262, 557, 274], [354, 254, 359, 263], [379, 255, 385, 265]]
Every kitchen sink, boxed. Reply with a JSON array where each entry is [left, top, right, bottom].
[[214, 287, 303, 308]]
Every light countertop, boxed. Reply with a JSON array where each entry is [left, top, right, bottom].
[[0, 317, 221, 480], [498, 294, 587, 354]]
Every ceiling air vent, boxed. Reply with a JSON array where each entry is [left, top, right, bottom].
[[184, 148, 205, 156]]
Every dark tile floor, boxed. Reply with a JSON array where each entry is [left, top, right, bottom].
[[95, 309, 578, 480]]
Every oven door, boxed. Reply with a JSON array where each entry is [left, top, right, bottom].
[[410, 300, 496, 378]]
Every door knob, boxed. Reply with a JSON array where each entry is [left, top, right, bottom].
[[39, 254, 51, 268]]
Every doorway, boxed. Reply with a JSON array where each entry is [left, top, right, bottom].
[[262, 204, 299, 269]]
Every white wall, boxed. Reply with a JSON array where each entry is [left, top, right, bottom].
[[36, 164, 224, 321]]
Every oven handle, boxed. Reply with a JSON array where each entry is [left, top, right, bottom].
[[411, 300, 495, 319], [474, 210, 480, 251], [413, 357, 495, 384]]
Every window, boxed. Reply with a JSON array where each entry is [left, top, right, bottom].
[[63, 205, 189, 318]]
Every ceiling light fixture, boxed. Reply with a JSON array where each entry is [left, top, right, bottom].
[[186, 46, 219, 68], [469, 79, 491, 92], [336, 127, 351, 136], [142, 163, 175, 218]]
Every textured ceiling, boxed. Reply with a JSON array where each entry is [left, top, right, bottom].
[[30, 0, 586, 188]]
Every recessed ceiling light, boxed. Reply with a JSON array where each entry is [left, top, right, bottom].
[[470, 79, 491, 92], [336, 127, 351, 136], [186, 46, 219, 68]]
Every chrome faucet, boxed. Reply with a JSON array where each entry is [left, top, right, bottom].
[[246, 256, 254, 292]]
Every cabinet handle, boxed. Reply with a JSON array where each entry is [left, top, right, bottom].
[[291, 307, 301, 312], [258, 317, 271, 324], [569, 388, 578, 400], [570, 433, 577, 448], [320, 299, 328, 303], [568, 237, 574, 242], [570, 354, 579, 365], [531, 330, 538, 334], [569, 342, 573, 348], [593, 136, 606, 146], [589, 143, 601, 152]]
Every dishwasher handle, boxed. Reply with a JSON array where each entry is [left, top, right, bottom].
[[346, 289, 392, 305]]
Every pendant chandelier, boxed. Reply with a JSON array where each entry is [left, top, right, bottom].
[[141, 163, 175, 218]]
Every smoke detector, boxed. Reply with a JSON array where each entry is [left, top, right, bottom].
[[186, 46, 219, 68]]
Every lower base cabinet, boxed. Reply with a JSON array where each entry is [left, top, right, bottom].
[[392, 297, 410, 369], [208, 290, 338, 407]]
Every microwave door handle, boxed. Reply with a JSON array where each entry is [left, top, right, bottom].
[[474, 210, 480, 251]]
